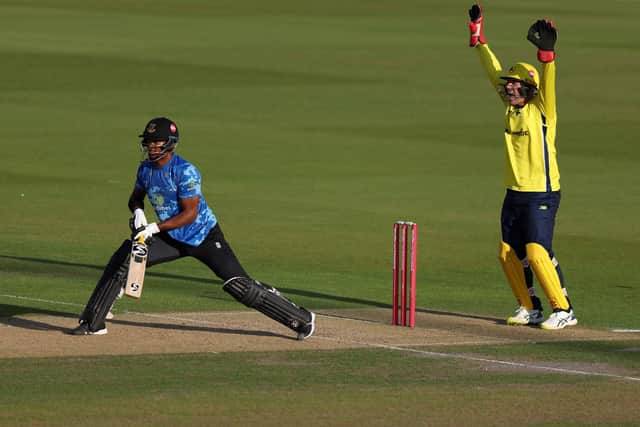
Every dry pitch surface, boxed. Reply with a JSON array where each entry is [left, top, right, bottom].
[[3, 308, 638, 378]]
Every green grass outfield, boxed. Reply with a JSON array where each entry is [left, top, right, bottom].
[[1, 344, 639, 427], [1, 0, 639, 425]]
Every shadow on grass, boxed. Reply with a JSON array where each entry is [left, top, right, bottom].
[[0, 304, 76, 318], [0, 304, 77, 332], [1, 254, 502, 324]]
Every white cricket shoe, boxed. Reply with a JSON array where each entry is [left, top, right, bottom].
[[297, 312, 316, 341], [70, 322, 108, 336], [507, 306, 544, 325], [540, 310, 578, 330], [106, 311, 114, 320]]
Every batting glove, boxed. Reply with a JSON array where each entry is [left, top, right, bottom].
[[134, 222, 160, 243], [527, 19, 557, 62], [468, 3, 487, 47], [130, 208, 148, 231]]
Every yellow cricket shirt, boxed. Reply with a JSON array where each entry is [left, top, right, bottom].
[[476, 44, 560, 192]]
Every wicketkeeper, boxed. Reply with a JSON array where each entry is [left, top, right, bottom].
[[467, 4, 577, 329], [71, 117, 316, 340]]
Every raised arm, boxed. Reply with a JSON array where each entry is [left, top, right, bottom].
[[527, 19, 557, 120], [468, 4, 506, 101]]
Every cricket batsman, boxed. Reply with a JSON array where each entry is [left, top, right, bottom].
[[467, 4, 577, 329], [70, 117, 316, 339]]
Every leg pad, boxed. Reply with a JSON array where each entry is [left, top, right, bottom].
[[498, 241, 533, 309], [526, 243, 570, 311], [223, 277, 312, 333], [80, 240, 131, 331]]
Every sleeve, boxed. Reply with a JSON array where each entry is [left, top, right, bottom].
[[178, 164, 202, 199], [537, 61, 556, 121], [475, 44, 507, 104], [134, 164, 145, 190]]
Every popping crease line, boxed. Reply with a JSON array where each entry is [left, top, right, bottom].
[[384, 340, 517, 347], [317, 336, 640, 383], [315, 312, 381, 323], [0, 294, 282, 327], [3, 294, 639, 382], [1, 294, 84, 307]]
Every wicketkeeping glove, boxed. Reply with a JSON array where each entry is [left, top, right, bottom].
[[134, 222, 160, 243], [468, 3, 487, 47], [527, 19, 557, 62]]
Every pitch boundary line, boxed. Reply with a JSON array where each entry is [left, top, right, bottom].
[[2, 294, 639, 382]]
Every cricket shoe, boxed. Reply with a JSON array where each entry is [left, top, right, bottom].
[[540, 309, 578, 330], [297, 312, 316, 341], [106, 311, 114, 320], [70, 321, 108, 336], [507, 306, 543, 326]]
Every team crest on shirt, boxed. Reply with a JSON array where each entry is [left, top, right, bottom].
[[152, 194, 165, 206]]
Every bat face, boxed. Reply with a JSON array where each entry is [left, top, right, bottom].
[[125, 238, 148, 298]]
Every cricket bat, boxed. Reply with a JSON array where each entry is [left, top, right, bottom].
[[125, 236, 148, 298]]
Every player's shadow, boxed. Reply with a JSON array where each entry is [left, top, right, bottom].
[[278, 288, 503, 324], [1, 254, 502, 324], [0, 305, 78, 332], [0, 304, 292, 339], [107, 318, 292, 339]]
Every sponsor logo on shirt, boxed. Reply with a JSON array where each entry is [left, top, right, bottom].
[[505, 128, 529, 136], [152, 194, 165, 206]]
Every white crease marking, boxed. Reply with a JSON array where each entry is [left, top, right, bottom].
[[2, 294, 639, 382]]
